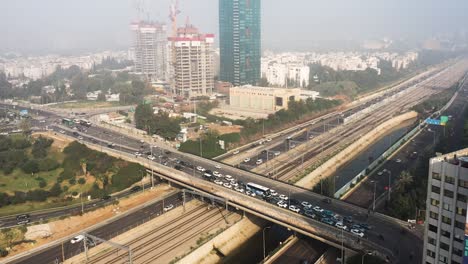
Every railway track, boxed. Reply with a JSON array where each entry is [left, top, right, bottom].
[[269, 87, 432, 181], [89, 203, 234, 264], [253, 64, 467, 183], [87, 203, 208, 263]]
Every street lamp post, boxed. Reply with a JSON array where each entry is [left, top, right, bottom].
[[371, 180, 376, 212], [384, 169, 392, 201], [263, 226, 271, 259]]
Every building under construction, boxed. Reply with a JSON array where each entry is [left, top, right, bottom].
[[169, 24, 215, 98], [130, 21, 168, 82]]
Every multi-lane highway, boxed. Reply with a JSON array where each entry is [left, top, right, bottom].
[[228, 60, 468, 185], [8, 192, 185, 264], [2, 60, 467, 263]]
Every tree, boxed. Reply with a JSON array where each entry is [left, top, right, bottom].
[[49, 182, 62, 197], [97, 91, 107, 101], [396, 171, 414, 192], [134, 103, 154, 132], [18, 119, 31, 135], [31, 136, 53, 158], [78, 178, 86, 185]]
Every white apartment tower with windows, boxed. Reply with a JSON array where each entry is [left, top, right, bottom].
[[423, 148, 468, 264], [169, 24, 214, 98], [131, 21, 168, 81]]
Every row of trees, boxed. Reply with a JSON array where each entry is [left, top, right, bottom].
[[134, 103, 182, 140], [0, 136, 57, 175], [237, 98, 341, 139]]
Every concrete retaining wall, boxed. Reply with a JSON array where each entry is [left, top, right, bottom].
[[295, 111, 418, 190], [176, 217, 265, 264]]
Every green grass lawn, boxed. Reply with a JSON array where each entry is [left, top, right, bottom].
[[0, 198, 82, 217], [50, 101, 123, 109], [0, 168, 63, 194]]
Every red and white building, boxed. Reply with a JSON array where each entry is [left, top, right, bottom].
[[169, 24, 214, 98]]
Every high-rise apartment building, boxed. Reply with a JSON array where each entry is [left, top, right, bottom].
[[130, 21, 168, 81], [423, 148, 468, 264], [169, 24, 215, 98], [219, 0, 261, 86]]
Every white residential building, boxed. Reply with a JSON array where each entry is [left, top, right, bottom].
[[169, 24, 214, 98], [423, 148, 468, 264], [130, 21, 168, 82]]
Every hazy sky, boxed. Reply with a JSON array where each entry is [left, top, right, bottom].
[[2, 0, 468, 54]]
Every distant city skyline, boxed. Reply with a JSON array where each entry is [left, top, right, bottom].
[[2, 0, 468, 54]]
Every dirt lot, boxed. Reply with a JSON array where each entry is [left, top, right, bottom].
[[6, 184, 175, 258]]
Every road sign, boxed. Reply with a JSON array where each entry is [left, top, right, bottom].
[[425, 118, 441, 125], [440, 116, 449, 126]]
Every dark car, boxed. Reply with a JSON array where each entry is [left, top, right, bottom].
[[16, 214, 30, 225], [130, 186, 142, 192], [174, 165, 183, 171], [101, 195, 112, 201]]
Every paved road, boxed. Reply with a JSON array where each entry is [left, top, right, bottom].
[[1, 100, 423, 263], [7, 192, 184, 264]]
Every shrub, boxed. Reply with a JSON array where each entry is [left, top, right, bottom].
[[68, 178, 76, 185], [0, 247, 8, 257], [21, 160, 39, 174], [62, 185, 69, 192], [38, 158, 60, 172], [49, 183, 62, 197], [38, 180, 47, 188], [71, 191, 78, 196], [77, 178, 86, 185]]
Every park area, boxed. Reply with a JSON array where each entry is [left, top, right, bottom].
[[0, 134, 145, 216]]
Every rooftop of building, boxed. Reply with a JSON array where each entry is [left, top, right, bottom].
[[432, 148, 468, 168]]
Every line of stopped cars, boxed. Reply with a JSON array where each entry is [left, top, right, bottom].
[[132, 144, 371, 239], [194, 165, 370, 238]]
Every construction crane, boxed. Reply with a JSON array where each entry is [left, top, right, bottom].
[[169, 0, 181, 96]]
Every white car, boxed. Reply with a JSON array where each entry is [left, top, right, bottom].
[[274, 151, 281, 156], [59, 130, 65, 134], [134, 152, 142, 157], [335, 222, 348, 230], [215, 164, 222, 169], [266, 138, 272, 142], [233, 150, 240, 155], [231, 182, 239, 187], [163, 204, 174, 212], [313, 206, 324, 213], [277, 201, 287, 208], [279, 194, 288, 200], [139, 140, 145, 144], [290, 144, 296, 149], [214, 180, 223, 185], [301, 201, 312, 209], [270, 190, 278, 196], [78, 136, 83, 140], [246, 191, 256, 197], [256, 159, 263, 165], [396, 159, 402, 163], [309, 135, 314, 139], [289, 205, 300, 213], [147, 155, 156, 161], [196, 166, 205, 172], [223, 183, 232, 189], [351, 229, 364, 237], [377, 171, 383, 176], [225, 175, 233, 180], [70, 235, 85, 244], [213, 171, 222, 177], [235, 187, 244, 193], [244, 158, 251, 163]]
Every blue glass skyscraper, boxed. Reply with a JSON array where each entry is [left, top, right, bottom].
[[219, 0, 261, 86]]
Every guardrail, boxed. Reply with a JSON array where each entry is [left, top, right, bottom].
[[335, 71, 468, 199]]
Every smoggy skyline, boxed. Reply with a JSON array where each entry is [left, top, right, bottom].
[[2, 0, 468, 54]]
